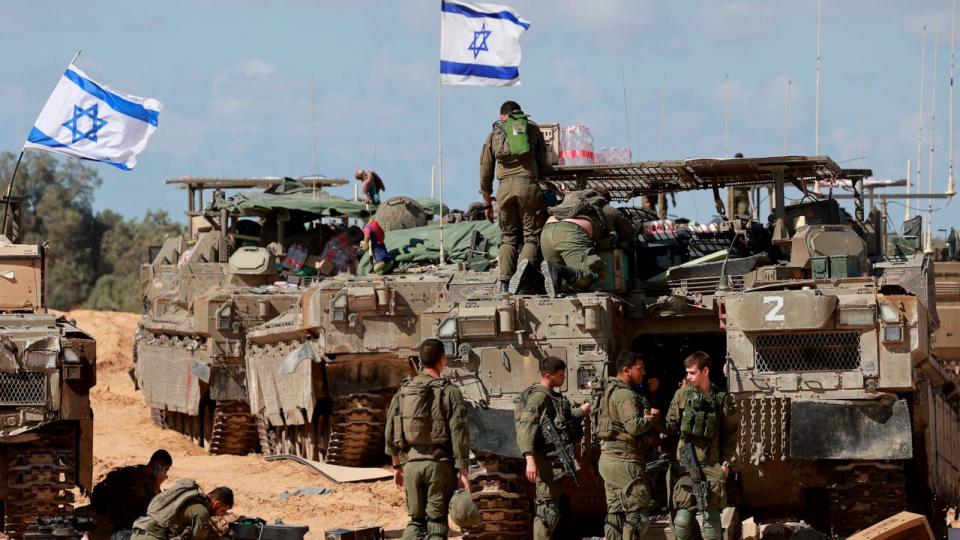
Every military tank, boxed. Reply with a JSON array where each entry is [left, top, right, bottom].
[[0, 197, 96, 537], [721, 170, 960, 536], [135, 176, 369, 455]]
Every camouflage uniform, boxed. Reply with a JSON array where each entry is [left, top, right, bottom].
[[515, 384, 585, 540], [597, 378, 655, 540], [480, 118, 552, 284], [131, 498, 218, 540], [665, 384, 739, 540], [385, 373, 470, 540], [90, 464, 158, 532], [541, 194, 635, 292]]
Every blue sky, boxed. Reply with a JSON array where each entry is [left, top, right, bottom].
[[2, 0, 958, 231]]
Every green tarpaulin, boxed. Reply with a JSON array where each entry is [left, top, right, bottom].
[[415, 197, 451, 217], [358, 220, 501, 274], [210, 192, 372, 218]]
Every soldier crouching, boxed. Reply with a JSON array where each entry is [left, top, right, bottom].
[[514, 356, 589, 540]]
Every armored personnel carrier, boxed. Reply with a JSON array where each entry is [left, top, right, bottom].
[[0, 197, 96, 536], [135, 177, 369, 455]]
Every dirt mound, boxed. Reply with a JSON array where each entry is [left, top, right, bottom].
[[64, 310, 417, 538]]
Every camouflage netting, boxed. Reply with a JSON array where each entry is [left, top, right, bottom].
[[358, 220, 501, 275]]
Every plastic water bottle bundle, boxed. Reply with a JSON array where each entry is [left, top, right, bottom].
[[559, 125, 595, 165]]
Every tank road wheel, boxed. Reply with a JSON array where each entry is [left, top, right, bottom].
[[257, 417, 277, 455], [207, 401, 260, 455], [150, 408, 167, 428], [3, 425, 78, 538], [462, 454, 532, 540], [324, 391, 392, 466], [828, 462, 907, 538]]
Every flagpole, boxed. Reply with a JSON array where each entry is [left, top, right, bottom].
[[71, 49, 82, 65], [1, 150, 26, 239], [438, 8, 447, 266]]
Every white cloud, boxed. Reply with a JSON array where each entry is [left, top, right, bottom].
[[696, 1, 780, 42]]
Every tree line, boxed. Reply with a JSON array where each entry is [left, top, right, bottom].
[[0, 151, 183, 312]]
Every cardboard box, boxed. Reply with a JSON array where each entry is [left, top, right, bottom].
[[598, 248, 629, 293], [539, 122, 561, 165]]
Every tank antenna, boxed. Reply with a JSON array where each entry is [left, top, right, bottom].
[[783, 79, 792, 155], [814, 0, 822, 194], [915, 24, 927, 223], [311, 75, 318, 199], [926, 22, 939, 253], [948, 0, 957, 196], [621, 69, 632, 155]]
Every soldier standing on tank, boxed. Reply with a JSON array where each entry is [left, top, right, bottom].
[[515, 357, 590, 540], [479, 100, 552, 294], [596, 351, 659, 540], [665, 352, 739, 540], [355, 169, 386, 206], [385, 338, 471, 540], [538, 188, 635, 297]]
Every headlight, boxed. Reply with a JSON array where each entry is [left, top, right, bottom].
[[882, 325, 904, 343], [838, 306, 876, 327], [879, 303, 900, 323], [437, 316, 459, 339]]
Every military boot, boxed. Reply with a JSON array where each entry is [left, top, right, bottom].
[[541, 261, 578, 297], [508, 258, 531, 294]]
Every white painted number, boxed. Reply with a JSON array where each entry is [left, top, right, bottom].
[[763, 296, 785, 322]]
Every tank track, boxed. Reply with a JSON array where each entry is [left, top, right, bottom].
[[3, 424, 77, 538], [325, 392, 391, 466], [257, 391, 393, 466], [828, 462, 906, 538], [463, 454, 532, 540], [159, 402, 260, 455]]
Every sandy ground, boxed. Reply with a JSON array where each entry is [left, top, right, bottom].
[[64, 309, 420, 539]]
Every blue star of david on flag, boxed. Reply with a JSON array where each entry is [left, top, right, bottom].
[[62, 103, 108, 144], [440, 1, 530, 87], [25, 63, 162, 170], [467, 23, 492, 59]]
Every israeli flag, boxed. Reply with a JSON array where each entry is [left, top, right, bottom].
[[440, 0, 530, 87], [25, 64, 162, 170]]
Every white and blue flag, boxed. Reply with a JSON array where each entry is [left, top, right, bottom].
[[25, 64, 162, 170], [440, 0, 530, 87]]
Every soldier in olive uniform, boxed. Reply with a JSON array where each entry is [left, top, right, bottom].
[[665, 352, 739, 540], [597, 351, 659, 540], [131, 483, 233, 540], [91, 449, 173, 533], [515, 357, 590, 540], [385, 339, 471, 540], [480, 100, 552, 294], [539, 188, 635, 297]]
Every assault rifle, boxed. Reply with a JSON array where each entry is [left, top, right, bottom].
[[24, 516, 95, 540], [679, 443, 710, 511], [541, 414, 580, 486], [644, 452, 671, 475]]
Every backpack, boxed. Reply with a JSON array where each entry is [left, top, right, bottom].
[[131, 478, 205, 533], [395, 377, 451, 448], [547, 189, 608, 229], [492, 112, 532, 162]]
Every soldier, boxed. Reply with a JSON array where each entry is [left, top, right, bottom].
[[665, 352, 739, 540], [385, 338, 471, 540], [90, 449, 173, 533], [355, 168, 386, 206], [131, 480, 233, 540], [538, 188, 635, 297], [479, 100, 552, 294], [515, 357, 589, 540], [361, 218, 395, 274], [596, 351, 659, 540]]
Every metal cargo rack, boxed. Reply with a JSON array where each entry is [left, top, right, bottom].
[[542, 155, 847, 202]]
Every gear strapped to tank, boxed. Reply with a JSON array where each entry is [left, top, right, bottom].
[[678, 386, 727, 439], [395, 377, 451, 449], [493, 112, 532, 161], [546, 189, 609, 231]]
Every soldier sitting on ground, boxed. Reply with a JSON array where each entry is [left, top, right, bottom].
[[534, 188, 635, 297], [131, 480, 233, 540], [90, 449, 173, 533], [515, 356, 589, 540]]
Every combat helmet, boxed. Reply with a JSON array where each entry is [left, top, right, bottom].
[[449, 489, 481, 529], [373, 196, 428, 231]]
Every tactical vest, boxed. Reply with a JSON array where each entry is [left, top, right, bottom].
[[596, 378, 646, 444], [395, 376, 451, 449], [678, 386, 726, 440], [132, 478, 206, 539], [547, 190, 608, 232], [514, 385, 581, 448], [492, 112, 532, 163]]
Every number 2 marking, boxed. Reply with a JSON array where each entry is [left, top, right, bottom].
[[763, 296, 785, 322]]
